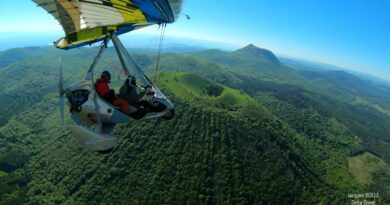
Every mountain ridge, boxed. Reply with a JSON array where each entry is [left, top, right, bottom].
[[233, 44, 280, 65]]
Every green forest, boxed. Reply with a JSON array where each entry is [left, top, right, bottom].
[[0, 45, 389, 204]]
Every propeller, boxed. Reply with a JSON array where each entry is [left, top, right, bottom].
[[59, 58, 65, 125]]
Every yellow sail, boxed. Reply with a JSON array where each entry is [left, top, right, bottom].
[[32, 0, 183, 49]]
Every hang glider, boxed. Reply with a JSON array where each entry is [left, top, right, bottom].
[[33, 0, 183, 153], [33, 0, 183, 49]]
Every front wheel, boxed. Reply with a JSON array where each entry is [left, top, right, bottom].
[[97, 148, 113, 154], [162, 109, 175, 120]]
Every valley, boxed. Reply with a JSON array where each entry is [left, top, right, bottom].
[[0, 45, 389, 204]]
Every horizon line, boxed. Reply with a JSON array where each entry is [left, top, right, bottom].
[[0, 31, 389, 82]]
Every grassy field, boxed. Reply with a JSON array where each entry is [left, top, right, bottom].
[[0, 170, 7, 177], [348, 152, 387, 184], [158, 71, 254, 107]]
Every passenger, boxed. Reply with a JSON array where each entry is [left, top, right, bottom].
[[95, 71, 115, 102], [95, 70, 129, 114]]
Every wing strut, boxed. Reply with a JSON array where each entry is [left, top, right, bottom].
[[111, 33, 150, 86], [85, 37, 111, 131], [86, 37, 111, 80]]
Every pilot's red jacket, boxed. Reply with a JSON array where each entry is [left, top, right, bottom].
[[95, 77, 129, 114], [95, 78, 110, 96]]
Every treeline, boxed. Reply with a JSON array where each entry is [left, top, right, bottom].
[[20, 97, 345, 204]]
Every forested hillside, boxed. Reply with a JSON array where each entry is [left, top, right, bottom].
[[0, 45, 389, 204]]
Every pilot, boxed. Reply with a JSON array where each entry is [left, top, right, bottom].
[[119, 75, 151, 119], [95, 70, 129, 114], [119, 75, 145, 107]]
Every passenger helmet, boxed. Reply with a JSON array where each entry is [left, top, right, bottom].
[[101, 70, 111, 82]]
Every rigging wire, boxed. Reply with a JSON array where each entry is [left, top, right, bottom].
[[154, 23, 167, 83], [142, 25, 162, 54], [77, 23, 167, 85], [77, 45, 123, 79]]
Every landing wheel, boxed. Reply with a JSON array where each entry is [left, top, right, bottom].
[[162, 109, 175, 120], [97, 148, 113, 154]]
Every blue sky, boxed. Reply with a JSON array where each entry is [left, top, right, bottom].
[[0, 0, 389, 80]]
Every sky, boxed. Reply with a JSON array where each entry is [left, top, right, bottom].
[[0, 0, 389, 80]]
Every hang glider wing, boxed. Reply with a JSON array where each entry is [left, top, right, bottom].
[[33, 0, 183, 49]]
